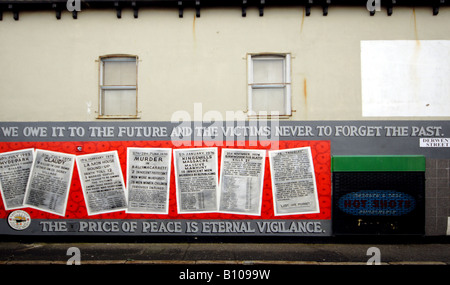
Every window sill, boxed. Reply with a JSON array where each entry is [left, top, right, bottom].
[[96, 115, 141, 120], [246, 113, 292, 120]]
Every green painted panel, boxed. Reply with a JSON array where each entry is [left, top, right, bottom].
[[331, 155, 426, 172]]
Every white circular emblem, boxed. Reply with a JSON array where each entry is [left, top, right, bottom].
[[8, 210, 31, 231]]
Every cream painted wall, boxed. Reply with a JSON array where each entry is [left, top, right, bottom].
[[0, 6, 450, 121]]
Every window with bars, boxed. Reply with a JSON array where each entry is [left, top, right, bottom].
[[247, 54, 291, 117], [98, 55, 138, 118]]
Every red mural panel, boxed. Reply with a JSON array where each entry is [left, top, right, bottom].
[[0, 140, 331, 220]]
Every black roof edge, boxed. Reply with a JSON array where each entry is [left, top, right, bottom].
[[0, 0, 447, 20], [1, 0, 447, 7]]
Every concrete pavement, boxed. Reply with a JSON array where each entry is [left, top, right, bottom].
[[0, 238, 449, 265], [0, 237, 449, 283]]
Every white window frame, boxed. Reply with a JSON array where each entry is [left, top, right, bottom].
[[247, 53, 292, 117], [98, 54, 139, 119]]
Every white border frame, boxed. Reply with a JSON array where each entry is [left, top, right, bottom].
[[24, 149, 75, 216], [247, 53, 292, 117], [126, 147, 172, 214], [218, 148, 266, 216], [173, 147, 219, 214], [269, 146, 320, 216], [0, 148, 35, 211], [98, 54, 139, 119], [76, 150, 127, 216]]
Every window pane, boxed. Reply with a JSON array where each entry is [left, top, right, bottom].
[[103, 60, 136, 86], [101, 89, 136, 116], [252, 87, 286, 114], [253, 58, 285, 83]]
